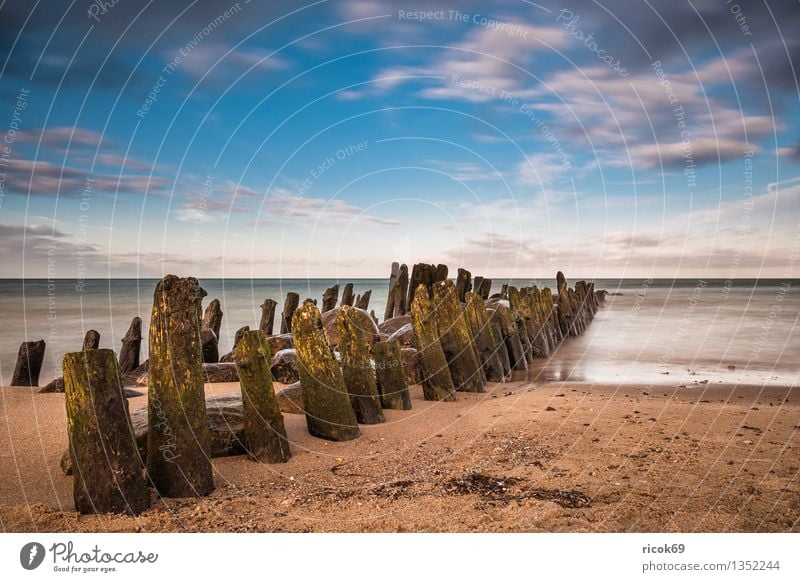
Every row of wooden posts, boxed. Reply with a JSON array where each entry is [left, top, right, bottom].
[[52, 267, 602, 516]]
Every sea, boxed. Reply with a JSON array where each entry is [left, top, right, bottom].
[[0, 278, 797, 387]]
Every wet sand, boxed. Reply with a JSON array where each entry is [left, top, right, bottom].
[[1, 379, 798, 532]]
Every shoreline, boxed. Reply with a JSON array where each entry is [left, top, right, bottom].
[[1, 379, 797, 532]]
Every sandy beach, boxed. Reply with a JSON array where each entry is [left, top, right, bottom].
[[1, 377, 797, 533]]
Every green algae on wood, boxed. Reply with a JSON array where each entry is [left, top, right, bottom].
[[63, 348, 150, 515], [146, 275, 214, 498], [234, 330, 291, 463], [336, 305, 385, 424], [292, 301, 360, 441]]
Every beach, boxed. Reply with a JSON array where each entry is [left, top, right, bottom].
[[2, 377, 797, 533]]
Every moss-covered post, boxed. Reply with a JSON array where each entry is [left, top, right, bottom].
[[292, 301, 360, 441], [465, 293, 504, 382], [529, 287, 551, 358], [259, 298, 277, 336], [336, 306, 385, 424], [234, 330, 291, 463], [281, 292, 300, 334], [410, 284, 457, 401], [433, 280, 485, 392], [64, 348, 150, 515], [82, 330, 100, 351], [202, 298, 223, 338], [11, 339, 45, 386], [373, 339, 412, 410], [321, 284, 339, 312], [119, 317, 142, 375], [146, 275, 214, 498], [556, 271, 573, 338]]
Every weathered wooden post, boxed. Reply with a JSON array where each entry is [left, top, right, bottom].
[[200, 328, 219, 363], [11, 339, 45, 386], [508, 286, 534, 363], [336, 305, 385, 424], [281, 292, 300, 334], [146, 275, 214, 498], [486, 308, 512, 377], [433, 264, 449, 284], [202, 298, 223, 338], [465, 293, 505, 382], [410, 284, 457, 401], [292, 301, 360, 441], [259, 298, 277, 336], [494, 303, 527, 371], [556, 271, 573, 337], [341, 283, 355, 307], [82, 330, 100, 351], [373, 340, 412, 410], [528, 287, 551, 358], [355, 290, 372, 310], [63, 348, 150, 515], [385, 262, 401, 320], [119, 317, 142, 375], [473, 276, 484, 297], [234, 330, 291, 463], [433, 280, 485, 392], [321, 284, 339, 312], [397, 264, 409, 315], [478, 278, 492, 300], [456, 268, 472, 303]]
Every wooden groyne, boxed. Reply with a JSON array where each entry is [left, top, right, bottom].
[[49, 266, 603, 514]]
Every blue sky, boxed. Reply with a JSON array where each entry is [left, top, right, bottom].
[[0, 0, 798, 279]]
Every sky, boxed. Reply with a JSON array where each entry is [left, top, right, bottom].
[[0, 0, 798, 279]]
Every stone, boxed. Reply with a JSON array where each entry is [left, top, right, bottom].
[[146, 275, 214, 498], [11, 340, 45, 387], [292, 301, 360, 441], [433, 280, 485, 392], [270, 348, 299, 384], [276, 382, 304, 415], [388, 323, 416, 348], [203, 362, 239, 383], [266, 333, 294, 354], [379, 315, 412, 335], [234, 330, 291, 463], [321, 306, 380, 350], [63, 349, 149, 515], [336, 305, 385, 424]]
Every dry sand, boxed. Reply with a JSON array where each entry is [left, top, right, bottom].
[[1, 378, 798, 532]]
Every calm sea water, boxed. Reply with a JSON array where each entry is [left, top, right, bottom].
[[0, 278, 797, 387]]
